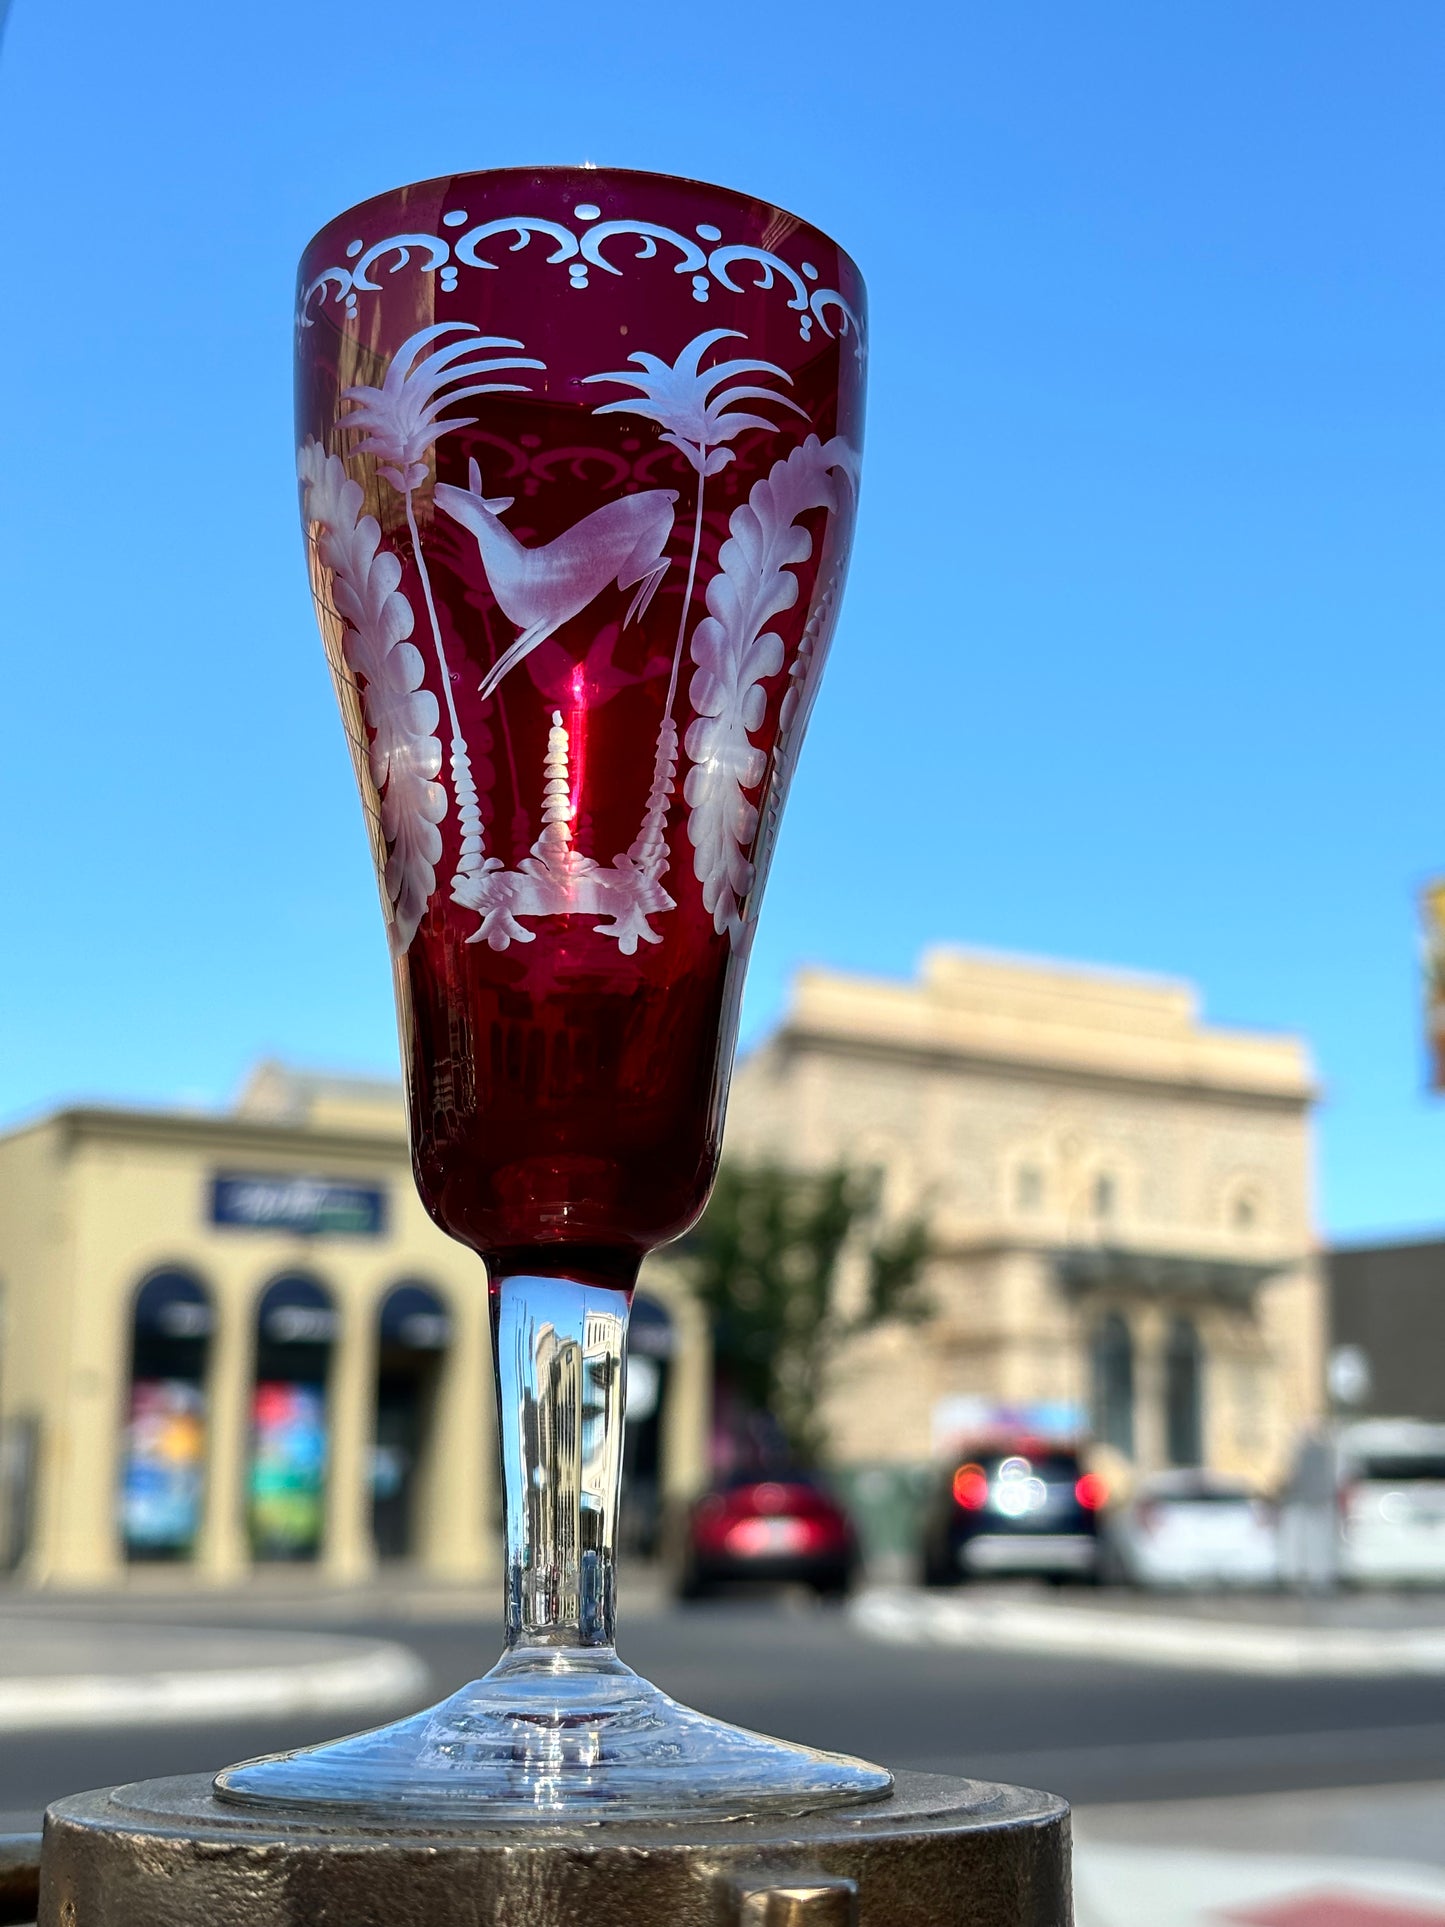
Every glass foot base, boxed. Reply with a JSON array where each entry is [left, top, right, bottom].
[[214, 1647, 892, 1822]]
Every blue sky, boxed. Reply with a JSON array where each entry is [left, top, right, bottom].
[[0, 2, 1440, 1239]]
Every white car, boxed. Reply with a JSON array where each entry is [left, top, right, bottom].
[[1337, 1420, 1445, 1586], [1107, 1470, 1279, 1589]]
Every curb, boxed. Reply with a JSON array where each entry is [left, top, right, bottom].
[[0, 1638, 429, 1733], [851, 1587, 1445, 1676]]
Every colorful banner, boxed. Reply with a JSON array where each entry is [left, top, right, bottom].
[[249, 1382, 328, 1557], [122, 1380, 206, 1554], [931, 1396, 1087, 1460], [1423, 880, 1445, 1091]]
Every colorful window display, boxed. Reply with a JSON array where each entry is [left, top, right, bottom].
[[248, 1381, 328, 1559], [123, 1269, 213, 1560], [122, 1379, 206, 1556]]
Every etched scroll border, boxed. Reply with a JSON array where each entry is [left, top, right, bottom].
[[299, 206, 866, 362]]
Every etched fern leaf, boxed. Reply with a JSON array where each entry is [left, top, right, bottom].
[[298, 439, 445, 954], [683, 435, 858, 946]]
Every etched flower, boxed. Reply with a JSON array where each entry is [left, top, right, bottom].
[[583, 328, 806, 476], [339, 323, 544, 491]]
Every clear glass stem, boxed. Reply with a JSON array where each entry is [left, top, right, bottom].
[[214, 1263, 892, 1814], [491, 1271, 632, 1654]]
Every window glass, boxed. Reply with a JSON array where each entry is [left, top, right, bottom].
[[1358, 1455, 1445, 1483], [1091, 1313, 1134, 1457], [249, 1275, 335, 1561], [1165, 1317, 1204, 1466], [982, 1452, 1080, 1481], [124, 1270, 213, 1562]]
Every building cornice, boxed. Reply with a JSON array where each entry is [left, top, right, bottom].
[[1054, 1243, 1296, 1305], [926, 1218, 1310, 1260], [766, 959, 1317, 1108], [32, 1106, 410, 1168], [767, 1023, 1314, 1112]]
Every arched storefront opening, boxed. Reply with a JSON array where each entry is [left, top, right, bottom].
[[249, 1274, 336, 1562], [1090, 1311, 1135, 1459], [372, 1282, 451, 1561], [122, 1269, 212, 1562], [1165, 1316, 1204, 1466], [621, 1295, 675, 1556]]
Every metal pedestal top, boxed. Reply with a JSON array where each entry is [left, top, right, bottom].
[[40, 1770, 1070, 1927]]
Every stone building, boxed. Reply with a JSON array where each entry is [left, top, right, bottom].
[[725, 949, 1324, 1488]]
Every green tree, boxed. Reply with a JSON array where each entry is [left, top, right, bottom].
[[679, 1161, 932, 1465]]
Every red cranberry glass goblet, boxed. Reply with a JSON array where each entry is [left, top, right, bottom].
[[216, 166, 880, 1818]]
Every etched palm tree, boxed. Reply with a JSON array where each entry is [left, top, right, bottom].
[[339, 323, 544, 879], [582, 330, 806, 883]]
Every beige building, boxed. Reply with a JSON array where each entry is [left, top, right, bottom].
[[0, 947, 1323, 1586], [0, 1068, 707, 1587], [726, 949, 1324, 1489]]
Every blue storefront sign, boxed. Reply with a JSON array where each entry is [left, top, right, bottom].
[[210, 1173, 386, 1238]]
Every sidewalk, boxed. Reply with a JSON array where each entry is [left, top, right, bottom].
[[0, 1616, 427, 1732], [1074, 1781, 1445, 1926], [0, 1562, 672, 1625], [853, 1584, 1445, 1675]]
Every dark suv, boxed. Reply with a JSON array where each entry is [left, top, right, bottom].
[[920, 1443, 1106, 1586]]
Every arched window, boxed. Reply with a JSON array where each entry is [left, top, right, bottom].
[[123, 1269, 213, 1561], [1014, 1164, 1045, 1214], [1165, 1317, 1204, 1466], [1090, 1312, 1135, 1457], [249, 1275, 336, 1561], [373, 1282, 451, 1562], [1091, 1171, 1117, 1222], [622, 1295, 676, 1558], [256, 1274, 337, 1351], [378, 1281, 451, 1353], [133, 1270, 213, 1347], [1222, 1175, 1269, 1235]]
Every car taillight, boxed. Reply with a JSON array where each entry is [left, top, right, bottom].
[[952, 1463, 989, 1511], [1074, 1473, 1108, 1511]]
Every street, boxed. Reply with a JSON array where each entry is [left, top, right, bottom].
[[3, 1590, 1444, 1831]]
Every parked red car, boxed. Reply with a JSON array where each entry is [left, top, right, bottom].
[[679, 1472, 860, 1599]]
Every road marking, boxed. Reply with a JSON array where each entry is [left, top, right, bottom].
[[1074, 1842, 1445, 1927], [0, 1639, 428, 1732], [852, 1588, 1445, 1676]]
